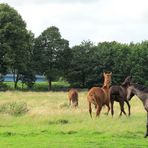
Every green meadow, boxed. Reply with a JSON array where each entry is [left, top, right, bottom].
[[0, 90, 148, 148]]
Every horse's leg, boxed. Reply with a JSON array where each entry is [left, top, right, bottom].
[[96, 105, 102, 117], [76, 101, 78, 107], [119, 101, 122, 116], [144, 112, 148, 138], [88, 102, 92, 118], [106, 102, 110, 115], [119, 100, 126, 116], [69, 98, 71, 106], [111, 99, 114, 116], [125, 100, 131, 116]]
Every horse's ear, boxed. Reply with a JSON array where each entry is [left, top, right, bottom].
[[103, 72, 106, 77], [128, 76, 133, 83], [130, 76, 133, 84], [103, 85, 107, 88], [110, 72, 112, 75]]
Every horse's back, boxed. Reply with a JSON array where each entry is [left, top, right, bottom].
[[68, 89, 78, 101], [87, 87, 106, 104], [110, 85, 120, 94], [110, 85, 126, 95]]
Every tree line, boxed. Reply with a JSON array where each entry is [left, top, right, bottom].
[[0, 3, 148, 90]]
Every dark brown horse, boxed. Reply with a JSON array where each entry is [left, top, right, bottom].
[[127, 83, 148, 137], [110, 76, 134, 116], [68, 88, 78, 107], [87, 72, 112, 117]]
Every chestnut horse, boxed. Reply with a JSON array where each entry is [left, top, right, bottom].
[[68, 88, 78, 107], [87, 72, 112, 117]]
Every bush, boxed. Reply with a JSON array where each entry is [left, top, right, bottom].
[[0, 82, 9, 91], [59, 102, 69, 109], [0, 101, 28, 116]]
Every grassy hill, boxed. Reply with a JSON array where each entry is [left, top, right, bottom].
[[0, 90, 148, 147]]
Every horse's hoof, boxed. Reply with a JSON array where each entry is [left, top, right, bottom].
[[144, 134, 148, 138], [104, 112, 108, 115]]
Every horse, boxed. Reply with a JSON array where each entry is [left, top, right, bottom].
[[68, 88, 78, 107], [127, 83, 148, 137], [110, 76, 134, 116], [87, 72, 112, 117]]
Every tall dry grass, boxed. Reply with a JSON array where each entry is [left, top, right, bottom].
[[0, 90, 145, 117]]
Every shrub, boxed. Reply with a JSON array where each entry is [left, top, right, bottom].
[[59, 102, 69, 109], [0, 101, 28, 116]]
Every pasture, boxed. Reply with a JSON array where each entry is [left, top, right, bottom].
[[0, 90, 148, 148]]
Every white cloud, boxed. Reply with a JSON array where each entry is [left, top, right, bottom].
[[1, 0, 148, 46]]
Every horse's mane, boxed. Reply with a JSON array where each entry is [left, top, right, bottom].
[[121, 76, 132, 87], [132, 83, 148, 93]]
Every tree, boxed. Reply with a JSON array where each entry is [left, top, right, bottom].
[[66, 41, 97, 88], [0, 43, 10, 90], [129, 41, 148, 85], [96, 41, 132, 85], [0, 3, 33, 88], [0, 43, 10, 78], [34, 26, 71, 90], [20, 31, 36, 89]]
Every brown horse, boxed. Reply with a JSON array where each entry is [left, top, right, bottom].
[[87, 72, 112, 117], [110, 76, 134, 116], [68, 88, 78, 107]]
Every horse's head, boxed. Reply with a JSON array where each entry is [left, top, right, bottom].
[[127, 85, 134, 101], [103, 72, 112, 87], [122, 76, 132, 87]]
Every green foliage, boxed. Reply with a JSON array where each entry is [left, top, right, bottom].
[[34, 26, 71, 90], [66, 40, 98, 87], [129, 41, 148, 85], [0, 43, 10, 75], [0, 3, 35, 89], [0, 82, 8, 91], [96, 41, 132, 84], [0, 3, 148, 90], [21, 72, 36, 89], [20, 31, 36, 89], [3, 81, 70, 91], [66, 40, 148, 87]]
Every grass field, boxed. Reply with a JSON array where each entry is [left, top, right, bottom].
[[0, 90, 148, 148]]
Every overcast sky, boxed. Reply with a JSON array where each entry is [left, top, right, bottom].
[[1, 0, 148, 46]]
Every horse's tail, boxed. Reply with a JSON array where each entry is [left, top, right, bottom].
[[71, 91, 78, 107], [88, 101, 92, 118], [68, 89, 78, 107], [87, 93, 96, 118]]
